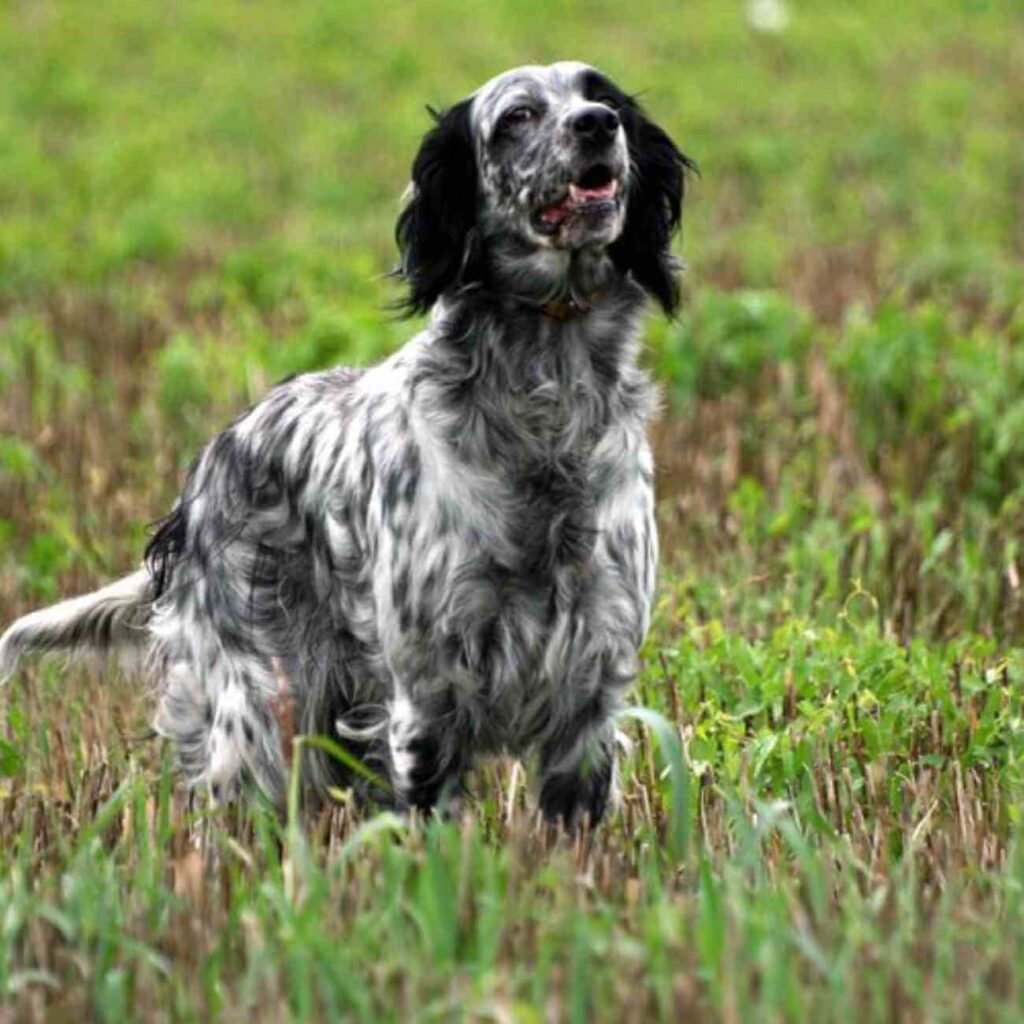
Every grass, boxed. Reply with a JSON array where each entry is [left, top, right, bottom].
[[1, 0, 1023, 1019]]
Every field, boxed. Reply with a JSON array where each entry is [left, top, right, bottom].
[[1, 0, 1023, 1020]]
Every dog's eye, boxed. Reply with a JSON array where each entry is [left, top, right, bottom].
[[499, 106, 538, 130]]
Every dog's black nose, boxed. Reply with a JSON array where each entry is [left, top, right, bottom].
[[569, 104, 620, 144]]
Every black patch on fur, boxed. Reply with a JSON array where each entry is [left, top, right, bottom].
[[146, 501, 190, 598], [403, 733, 444, 808]]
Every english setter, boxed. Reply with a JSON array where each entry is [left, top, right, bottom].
[[0, 62, 693, 826]]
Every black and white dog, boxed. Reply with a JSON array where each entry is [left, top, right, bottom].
[[0, 62, 693, 826]]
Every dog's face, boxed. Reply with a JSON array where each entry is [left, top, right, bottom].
[[396, 62, 695, 315], [473, 62, 631, 252]]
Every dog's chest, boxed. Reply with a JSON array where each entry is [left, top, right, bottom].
[[383, 327, 641, 735], [444, 374, 605, 593], [421, 443, 602, 718]]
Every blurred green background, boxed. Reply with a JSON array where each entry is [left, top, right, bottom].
[[1, 0, 1021, 607], [2, 0, 1022, 299], [1, 2, 1024, 1020]]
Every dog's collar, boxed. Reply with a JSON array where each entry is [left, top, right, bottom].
[[539, 298, 590, 321], [538, 291, 604, 321], [473, 286, 606, 322]]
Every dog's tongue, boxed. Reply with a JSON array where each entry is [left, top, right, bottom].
[[540, 179, 618, 225], [540, 196, 573, 225]]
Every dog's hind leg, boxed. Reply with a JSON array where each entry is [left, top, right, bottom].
[[154, 643, 287, 808]]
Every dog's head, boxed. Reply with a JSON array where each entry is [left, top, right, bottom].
[[396, 62, 696, 316]]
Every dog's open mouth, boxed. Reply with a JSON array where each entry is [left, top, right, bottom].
[[535, 165, 620, 232]]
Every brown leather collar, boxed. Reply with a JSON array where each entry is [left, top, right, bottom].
[[539, 292, 602, 321]]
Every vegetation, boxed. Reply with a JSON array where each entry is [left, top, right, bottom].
[[1, 0, 1022, 1019]]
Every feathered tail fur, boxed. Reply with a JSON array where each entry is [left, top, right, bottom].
[[0, 570, 152, 683]]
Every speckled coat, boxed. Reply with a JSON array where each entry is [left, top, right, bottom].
[[0, 62, 693, 826]]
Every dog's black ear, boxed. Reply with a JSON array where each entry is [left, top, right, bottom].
[[395, 99, 479, 316], [609, 102, 696, 316]]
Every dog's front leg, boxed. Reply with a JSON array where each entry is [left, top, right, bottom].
[[387, 685, 470, 815], [537, 712, 617, 830]]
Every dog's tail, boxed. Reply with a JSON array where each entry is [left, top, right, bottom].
[[0, 570, 153, 683]]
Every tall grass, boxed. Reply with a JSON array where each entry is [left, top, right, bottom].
[[1, 0, 1022, 1019]]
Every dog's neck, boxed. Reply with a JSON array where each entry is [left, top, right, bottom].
[[481, 234, 620, 312], [419, 254, 651, 467]]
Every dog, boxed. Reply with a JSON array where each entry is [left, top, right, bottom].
[[0, 62, 693, 827]]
